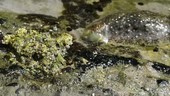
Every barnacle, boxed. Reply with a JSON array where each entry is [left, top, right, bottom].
[[3, 28, 73, 79]]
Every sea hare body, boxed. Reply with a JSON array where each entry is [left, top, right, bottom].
[[79, 11, 170, 68], [83, 11, 170, 44]]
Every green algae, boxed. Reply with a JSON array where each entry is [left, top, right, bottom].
[[0, 1, 169, 95], [0, 53, 7, 68], [0, 12, 22, 34], [98, 0, 170, 18], [134, 0, 170, 4], [98, 0, 136, 17], [96, 40, 170, 67], [2, 28, 73, 80]]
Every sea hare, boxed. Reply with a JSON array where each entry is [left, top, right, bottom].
[[78, 11, 170, 68], [82, 11, 170, 45]]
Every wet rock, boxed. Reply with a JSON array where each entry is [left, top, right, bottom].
[[152, 62, 170, 74], [57, 0, 111, 30], [0, 1, 170, 96], [17, 14, 58, 31], [0, 18, 7, 25]]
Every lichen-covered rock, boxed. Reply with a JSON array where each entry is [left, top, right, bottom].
[[2, 28, 73, 79]]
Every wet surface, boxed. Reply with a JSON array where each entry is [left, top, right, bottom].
[[0, 0, 170, 96]]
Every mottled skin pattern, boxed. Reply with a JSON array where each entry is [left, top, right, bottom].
[[86, 11, 170, 44]]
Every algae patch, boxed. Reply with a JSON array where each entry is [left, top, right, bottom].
[[98, 0, 136, 17], [2, 28, 73, 79]]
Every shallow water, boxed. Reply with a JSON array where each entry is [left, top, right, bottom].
[[0, 0, 64, 17]]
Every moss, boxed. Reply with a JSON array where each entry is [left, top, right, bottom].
[[2, 28, 73, 79]]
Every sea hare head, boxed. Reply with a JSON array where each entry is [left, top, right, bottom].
[[82, 11, 170, 45]]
